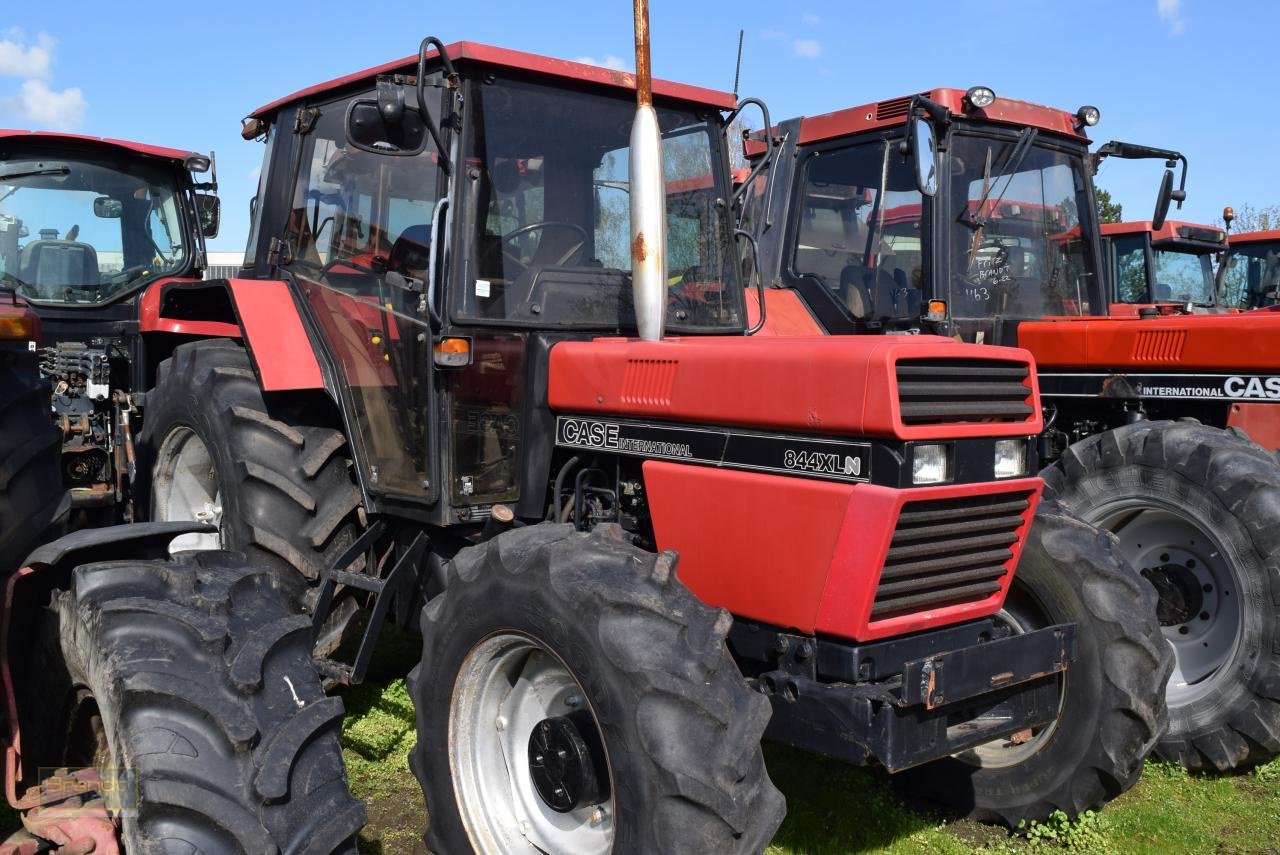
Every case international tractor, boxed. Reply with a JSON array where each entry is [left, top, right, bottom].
[[0, 18, 1170, 852], [1101, 220, 1226, 311], [742, 85, 1280, 776]]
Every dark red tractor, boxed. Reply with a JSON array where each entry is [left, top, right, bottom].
[[1218, 224, 1280, 310], [2, 29, 1166, 852], [743, 85, 1280, 775], [1101, 219, 1226, 311]]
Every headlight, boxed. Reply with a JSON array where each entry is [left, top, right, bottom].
[[965, 86, 996, 109], [994, 439, 1027, 479], [912, 444, 949, 485]]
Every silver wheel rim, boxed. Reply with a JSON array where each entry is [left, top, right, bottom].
[[152, 426, 223, 553], [1086, 498, 1242, 708], [953, 606, 1064, 768], [449, 632, 615, 855]]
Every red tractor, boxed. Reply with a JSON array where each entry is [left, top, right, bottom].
[[3, 32, 1168, 851], [743, 86, 1280, 774], [0, 290, 61, 572], [1218, 226, 1280, 310]]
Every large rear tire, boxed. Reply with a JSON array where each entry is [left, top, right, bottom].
[[409, 523, 786, 854], [898, 505, 1171, 826], [137, 339, 363, 607], [23, 549, 365, 851], [1044, 420, 1280, 772], [0, 351, 62, 573]]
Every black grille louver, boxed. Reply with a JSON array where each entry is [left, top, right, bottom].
[[871, 492, 1032, 620], [896, 359, 1034, 425]]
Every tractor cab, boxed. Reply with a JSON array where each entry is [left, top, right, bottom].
[[240, 41, 751, 516], [0, 133, 216, 306], [1218, 228, 1280, 310], [742, 87, 1108, 346], [1103, 220, 1226, 312]]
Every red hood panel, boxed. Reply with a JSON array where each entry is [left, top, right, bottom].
[[1019, 314, 1280, 371], [549, 335, 1041, 440]]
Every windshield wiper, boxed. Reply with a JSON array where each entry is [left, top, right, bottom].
[[0, 165, 70, 204], [963, 128, 1039, 231]]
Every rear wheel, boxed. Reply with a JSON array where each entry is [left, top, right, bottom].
[[1045, 420, 1280, 771], [138, 339, 363, 626], [409, 523, 786, 853], [22, 550, 365, 851], [0, 352, 62, 573], [899, 505, 1171, 826]]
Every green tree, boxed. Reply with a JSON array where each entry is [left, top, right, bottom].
[[1095, 187, 1123, 224]]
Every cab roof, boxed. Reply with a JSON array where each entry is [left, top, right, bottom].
[[1228, 229, 1280, 246], [247, 40, 737, 120], [795, 88, 1089, 146], [0, 129, 201, 164], [1101, 220, 1226, 245]]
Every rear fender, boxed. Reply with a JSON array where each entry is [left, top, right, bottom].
[[1, 522, 211, 806], [139, 278, 325, 391]]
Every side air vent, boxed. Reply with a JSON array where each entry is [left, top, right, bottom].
[[876, 96, 913, 121], [620, 358, 678, 407], [895, 359, 1034, 424], [1132, 329, 1186, 362], [871, 491, 1033, 620]]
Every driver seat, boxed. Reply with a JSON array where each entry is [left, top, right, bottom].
[[19, 240, 100, 298]]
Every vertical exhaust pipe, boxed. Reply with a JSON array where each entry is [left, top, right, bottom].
[[630, 0, 667, 341]]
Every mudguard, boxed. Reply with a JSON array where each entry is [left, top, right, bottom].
[[139, 278, 325, 391]]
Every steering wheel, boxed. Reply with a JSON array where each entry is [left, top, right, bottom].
[[500, 221, 588, 275]]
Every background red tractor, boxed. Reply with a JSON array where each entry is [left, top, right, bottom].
[[1218, 226, 1280, 310], [1102, 219, 1226, 311], [742, 85, 1280, 775]]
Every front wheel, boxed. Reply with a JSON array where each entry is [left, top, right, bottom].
[[898, 505, 1172, 826], [409, 523, 786, 854], [1045, 420, 1280, 772]]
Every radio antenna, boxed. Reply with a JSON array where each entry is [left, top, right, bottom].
[[732, 29, 744, 98]]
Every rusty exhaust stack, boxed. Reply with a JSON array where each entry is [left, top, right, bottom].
[[630, 0, 667, 341]]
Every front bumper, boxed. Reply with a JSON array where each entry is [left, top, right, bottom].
[[733, 618, 1077, 773]]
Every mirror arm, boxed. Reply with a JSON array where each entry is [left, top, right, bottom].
[[417, 37, 460, 177], [737, 228, 767, 335], [727, 97, 775, 212]]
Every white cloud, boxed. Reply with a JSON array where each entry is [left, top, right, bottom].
[[574, 55, 627, 71], [7, 79, 86, 130], [0, 30, 87, 128], [801, 13, 821, 25], [0, 31, 54, 79], [793, 39, 822, 58], [1157, 0, 1185, 34]]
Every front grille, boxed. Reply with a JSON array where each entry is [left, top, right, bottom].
[[871, 491, 1033, 620], [895, 359, 1034, 425]]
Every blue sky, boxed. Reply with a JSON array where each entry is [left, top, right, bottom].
[[1, 0, 1272, 251]]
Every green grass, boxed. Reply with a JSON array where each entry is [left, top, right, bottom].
[[339, 664, 1280, 854]]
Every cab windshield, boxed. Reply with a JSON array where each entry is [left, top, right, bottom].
[[1218, 241, 1280, 309], [945, 133, 1098, 319], [1112, 234, 1216, 304], [0, 154, 190, 304], [459, 76, 741, 331]]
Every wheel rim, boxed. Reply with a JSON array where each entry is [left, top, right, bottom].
[[1085, 499, 1242, 708], [449, 632, 615, 855], [953, 603, 1065, 768], [152, 426, 223, 553]]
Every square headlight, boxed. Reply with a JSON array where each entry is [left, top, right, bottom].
[[994, 439, 1027, 479], [912, 443, 949, 485]]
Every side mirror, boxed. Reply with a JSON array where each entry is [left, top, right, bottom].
[[345, 97, 429, 155], [195, 193, 220, 238], [909, 117, 938, 197], [93, 197, 123, 218], [1152, 169, 1174, 230]]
